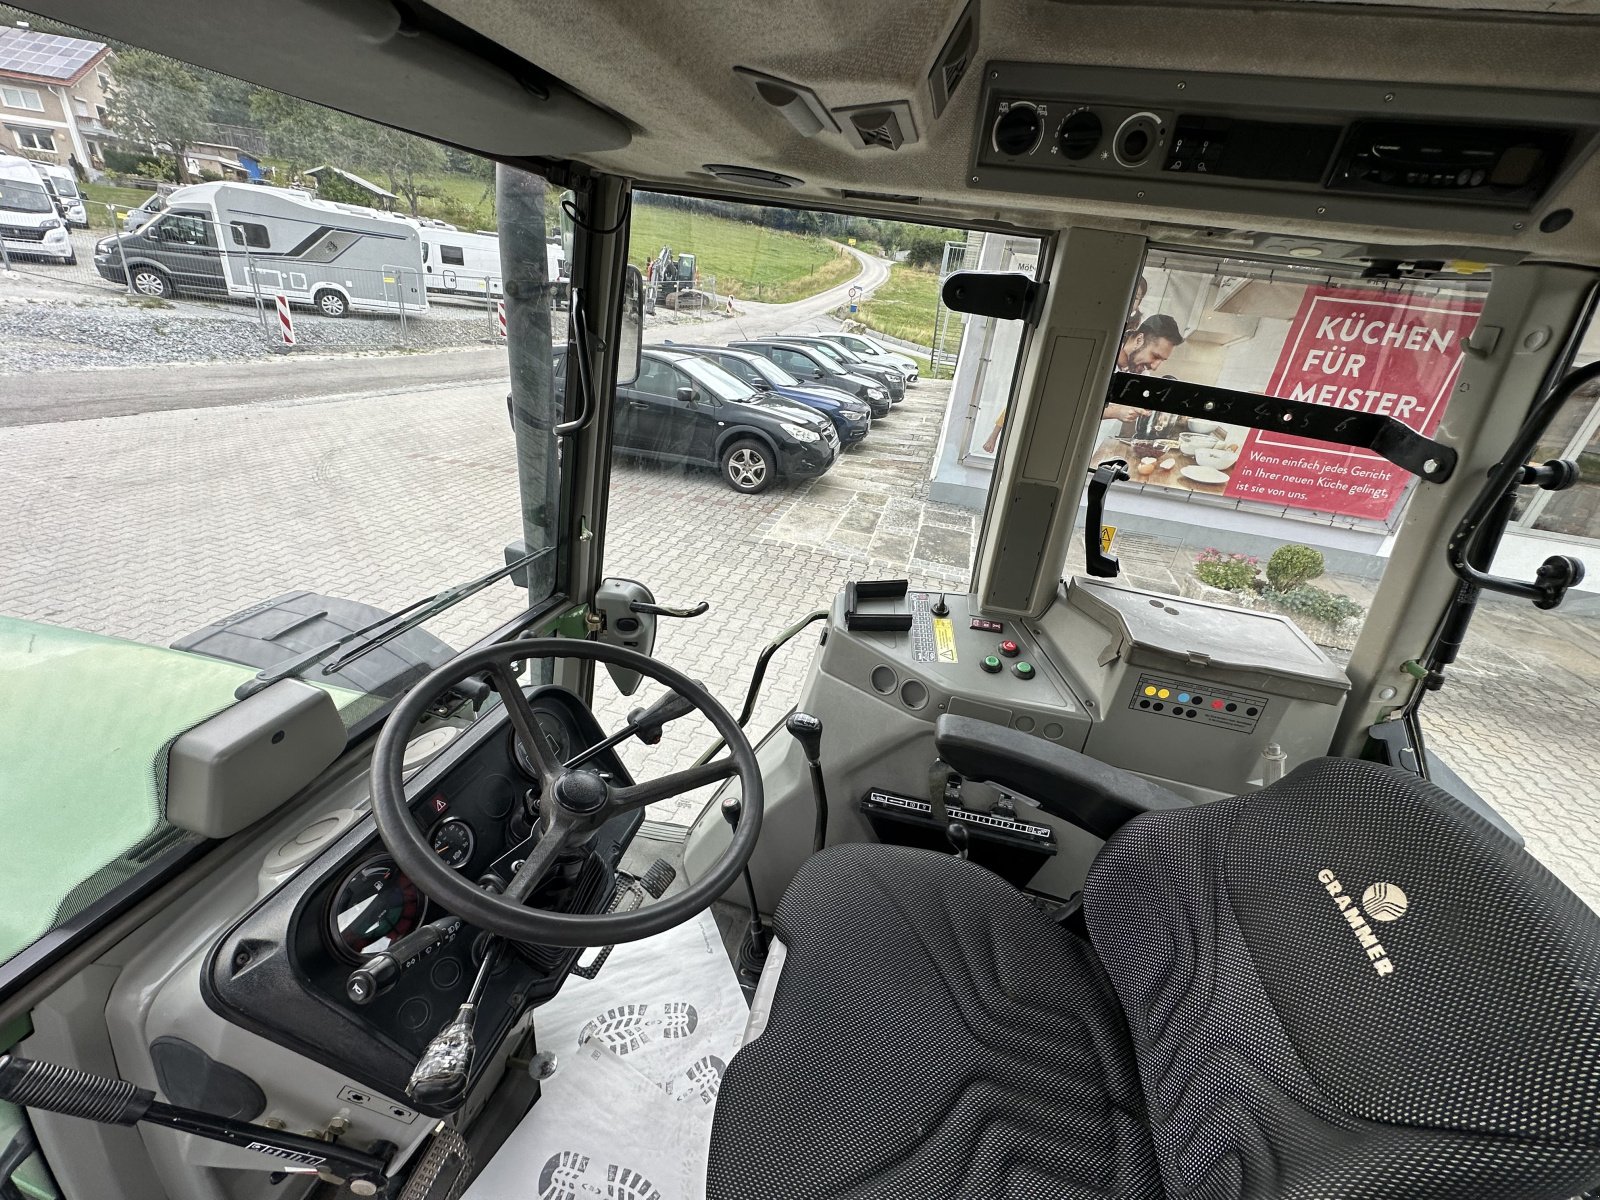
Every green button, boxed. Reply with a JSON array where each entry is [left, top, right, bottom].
[[981, 655, 1002, 674], [1013, 661, 1036, 679]]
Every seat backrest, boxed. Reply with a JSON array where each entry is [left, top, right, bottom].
[[1084, 756, 1600, 1200]]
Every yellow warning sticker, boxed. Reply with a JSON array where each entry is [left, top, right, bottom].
[[1100, 525, 1117, 554], [934, 617, 958, 664]]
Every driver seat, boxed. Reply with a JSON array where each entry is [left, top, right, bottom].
[[707, 732, 1600, 1200]]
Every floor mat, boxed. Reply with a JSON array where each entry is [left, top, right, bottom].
[[463, 909, 748, 1200]]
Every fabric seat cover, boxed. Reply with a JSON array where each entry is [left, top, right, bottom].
[[708, 759, 1600, 1199]]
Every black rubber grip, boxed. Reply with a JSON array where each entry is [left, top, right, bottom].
[[0, 1055, 154, 1126]]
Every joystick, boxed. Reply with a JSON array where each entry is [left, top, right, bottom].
[[721, 795, 770, 990], [785, 711, 828, 854]]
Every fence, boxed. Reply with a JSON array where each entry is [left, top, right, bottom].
[[0, 202, 525, 357]]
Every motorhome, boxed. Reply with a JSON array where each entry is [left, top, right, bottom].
[[34, 164, 88, 229], [93, 181, 426, 317], [418, 225, 566, 305], [0, 154, 73, 264]]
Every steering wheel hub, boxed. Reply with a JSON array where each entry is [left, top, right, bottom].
[[553, 769, 609, 814]]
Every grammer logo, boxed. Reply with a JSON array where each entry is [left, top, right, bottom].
[[1361, 882, 1409, 921], [1317, 869, 1404, 976]]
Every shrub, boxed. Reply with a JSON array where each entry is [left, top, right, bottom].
[[1267, 543, 1325, 593], [1193, 547, 1260, 593], [1271, 584, 1364, 626]]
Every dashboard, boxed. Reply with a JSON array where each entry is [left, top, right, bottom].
[[201, 686, 641, 1115]]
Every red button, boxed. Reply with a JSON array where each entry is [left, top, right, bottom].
[[999, 640, 1020, 658], [1211, 699, 1225, 710]]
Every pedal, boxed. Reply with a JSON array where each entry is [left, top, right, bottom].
[[570, 860, 677, 980]]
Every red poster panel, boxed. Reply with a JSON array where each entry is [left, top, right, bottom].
[[1221, 287, 1482, 522]]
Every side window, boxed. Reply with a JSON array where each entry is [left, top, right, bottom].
[[441, 245, 465, 266], [720, 358, 757, 385], [634, 358, 681, 398], [228, 221, 269, 249], [160, 211, 215, 247], [775, 349, 813, 376]]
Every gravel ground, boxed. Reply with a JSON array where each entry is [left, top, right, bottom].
[[0, 288, 503, 374]]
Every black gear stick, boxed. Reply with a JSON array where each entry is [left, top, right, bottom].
[[721, 795, 770, 991], [785, 711, 828, 854]]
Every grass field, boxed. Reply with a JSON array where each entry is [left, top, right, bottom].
[[854, 264, 949, 349], [81, 181, 157, 230], [628, 204, 857, 303]]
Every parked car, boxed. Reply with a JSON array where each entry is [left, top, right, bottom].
[[122, 192, 167, 232], [808, 330, 920, 383], [555, 346, 839, 493], [774, 333, 906, 400], [729, 340, 892, 417], [667, 343, 872, 446], [36, 163, 88, 229], [0, 154, 74, 264]]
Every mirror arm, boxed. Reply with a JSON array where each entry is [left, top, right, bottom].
[[554, 286, 595, 438]]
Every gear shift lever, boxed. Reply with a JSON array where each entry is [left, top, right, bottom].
[[785, 711, 828, 854], [721, 795, 770, 990]]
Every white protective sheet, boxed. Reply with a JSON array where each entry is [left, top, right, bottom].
[[464, 909, 747, 1200]]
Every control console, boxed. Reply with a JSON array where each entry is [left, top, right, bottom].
[[971, 62, 1600, 234]]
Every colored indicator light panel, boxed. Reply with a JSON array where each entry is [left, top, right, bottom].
[[1129, 674, 1267, 732]]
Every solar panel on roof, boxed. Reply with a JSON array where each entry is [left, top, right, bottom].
[[0, 28, 104, 80]]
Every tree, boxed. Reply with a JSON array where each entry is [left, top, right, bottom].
[[105, 49, 212, 183], [249, 89, 365, 182], [358, 126, 446, 216]]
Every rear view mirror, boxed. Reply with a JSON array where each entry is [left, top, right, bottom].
[[617, 265, 644, 386], [676, 386, 697, 404]]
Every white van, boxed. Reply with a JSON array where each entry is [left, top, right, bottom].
[[36, 163, 88, 229], [0, 154, 74, 264], [419, 227, 567, 306]]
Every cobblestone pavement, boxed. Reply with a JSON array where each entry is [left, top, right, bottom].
[[2, 359, 1597, 907]]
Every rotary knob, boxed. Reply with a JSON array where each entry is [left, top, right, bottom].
[[992, 103, 1044, 157], [1058, 108, 1102, 160]]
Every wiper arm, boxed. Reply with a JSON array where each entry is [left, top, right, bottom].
[[234, 548, 553, 700]]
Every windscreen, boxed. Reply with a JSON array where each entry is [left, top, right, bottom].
[[590, 195, 1032, 825], [0, 178, 51, 213]]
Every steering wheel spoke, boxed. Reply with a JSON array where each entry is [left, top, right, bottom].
[[609, 758, 738, 814], [489, 662, 561, 783], [503, 817, 575, 904]]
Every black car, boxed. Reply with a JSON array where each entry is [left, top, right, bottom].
[[729, 340, 892, 417], [668, 344, 872, 447], [554, 346, 839, 493], [775, 334, 906, 401]]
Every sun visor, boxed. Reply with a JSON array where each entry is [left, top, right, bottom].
[[24, 0, 631, 158]]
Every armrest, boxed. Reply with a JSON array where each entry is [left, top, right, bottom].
[[933, 715, 1190, 841]]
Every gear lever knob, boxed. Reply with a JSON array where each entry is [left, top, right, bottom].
[[946, 820, 970, 861], [785, 711, 823, 765]]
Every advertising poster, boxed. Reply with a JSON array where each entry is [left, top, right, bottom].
[[1221, 287, 1483, 521]]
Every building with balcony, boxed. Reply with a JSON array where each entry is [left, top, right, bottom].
[[0, 27, 115, 178]]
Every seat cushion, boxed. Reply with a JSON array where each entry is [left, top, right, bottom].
[[1086, 756, 1600, 1200], [708, 843, 1163, 1200]]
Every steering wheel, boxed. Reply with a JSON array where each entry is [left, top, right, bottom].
[[371, 639, 761, 947]]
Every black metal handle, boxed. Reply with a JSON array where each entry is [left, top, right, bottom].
[[0, 1055, 152, 1126], [1085, 460, 1130, 578], [1447, 359, 1600, 609], [629, 599, 710, 619]]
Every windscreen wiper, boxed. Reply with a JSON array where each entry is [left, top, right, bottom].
[[234, 548, 553, 700]]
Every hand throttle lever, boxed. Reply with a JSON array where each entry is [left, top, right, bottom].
[[785, 712, 828, 854], [0, 1054, 391, 1194]]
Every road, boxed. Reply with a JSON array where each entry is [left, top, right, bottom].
[[0, 246, 889, 429]]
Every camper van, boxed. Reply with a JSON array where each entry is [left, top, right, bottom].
[[93, 181, 426, 317], [35, 164, 87, 229], [418, 226, 567, 306], [0, 154, 74, 264]]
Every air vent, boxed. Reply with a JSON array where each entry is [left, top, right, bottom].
[[703, 164, 805, 189], [929, 0, 979, 118], [733, 67, 839, 137], [836, 100, 919, 152]]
